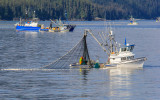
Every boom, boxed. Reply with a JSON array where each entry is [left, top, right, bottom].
[[85, 29, 110, 56]]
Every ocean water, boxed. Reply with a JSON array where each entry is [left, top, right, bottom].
[[0, 20, 160, 100]]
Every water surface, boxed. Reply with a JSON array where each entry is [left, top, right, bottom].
[[0, 20, 160, 100]]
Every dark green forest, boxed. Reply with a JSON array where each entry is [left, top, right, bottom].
[[0, 0, 160, 20]]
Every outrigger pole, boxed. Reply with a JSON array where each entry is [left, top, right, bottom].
[[84, 29, 110, 56]]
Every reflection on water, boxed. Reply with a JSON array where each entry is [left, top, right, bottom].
[[79, 68, 90, 86], [0, 65, 159, 99], [108, 67, 143, 99], [25, 32, 38, 38]]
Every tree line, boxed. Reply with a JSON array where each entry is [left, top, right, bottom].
[[0, 0, 160, 20]]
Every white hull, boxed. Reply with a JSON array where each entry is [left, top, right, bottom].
[[128, 22, 138, 25], [49, 29, 69, 32], [117, 58, 145, 68], [105, 57, 146, 68]]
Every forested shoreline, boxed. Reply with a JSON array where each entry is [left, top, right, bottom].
[[0, 0, 160, 21]]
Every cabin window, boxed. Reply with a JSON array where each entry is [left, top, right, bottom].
[[130, 46, 134, 51], [131, 56, 134, 59], [121, 57, 126, 61], [126, 56, 134, 60], [121, 48, 127, 52], [127, 47, 130, 51]]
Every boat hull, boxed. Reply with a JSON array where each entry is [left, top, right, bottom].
[[16, 26, 41, 31], [105, 57, 146, 68], [65, 25, 76, 32], [48, 29, 69, 32], [128, 22, 138, 25], [69, 63, 90, 68], [117, 57, 146, 68]]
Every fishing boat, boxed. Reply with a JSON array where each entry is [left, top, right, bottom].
[[48, 26, 69, 32], [86, 29, 146, 68], [40, 19, 76, 32], [128, 16, 138, 25], [15, 11, 42, 31], [156, 17, 160, 22], [15, 18, 41, 31], [42, 29, 146, 69]]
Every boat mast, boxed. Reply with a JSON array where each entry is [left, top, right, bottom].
[[20, 17, 22, 25], [109, 30, 113, 54], [109, 29, 118, 55], [33, 11, 36, 19], [25, 9, 27, 22]]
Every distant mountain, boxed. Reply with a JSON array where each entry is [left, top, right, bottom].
[[0, 0, 160, 20]]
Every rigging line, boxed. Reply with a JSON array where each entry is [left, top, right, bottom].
[[44, 44, 80, 69], [47, 36, 84, 69], [88, 30, 110, 56], [98, 32, 105, 44], [101, 32, 108, 42], [58, 36, 84, 68], [40, 36, 84, 69], [62, 45, 83, 66], [50, 40, 83, 69], [70, 38, 83, 59], [77, 37, 84, 57], [63, 38, 84, 68], [58, 46, 80, 69], [54, 40, 82, 68], [72, 39, 84, 63]]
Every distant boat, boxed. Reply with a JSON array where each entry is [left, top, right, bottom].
[[156, 17, 160, 22], [128, 16, 138, 25], [15, 18, 41, 31], [15, 11, 42, 31], [40, 19, 76, 32]]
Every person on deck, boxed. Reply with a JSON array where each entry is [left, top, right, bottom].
[[79, 56, 88, 65], [79, 56, 84, 65], [50, 22, 52, 29]]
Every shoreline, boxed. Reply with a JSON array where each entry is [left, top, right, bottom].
[[0, 19, 153, 21]]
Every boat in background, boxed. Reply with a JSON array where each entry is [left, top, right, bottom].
[[128, 16, 138, 25], [156, 17, 160, 22], [40, 19, 76, 32], [15, 18, 42, 31], [15, 11, 43, 31]]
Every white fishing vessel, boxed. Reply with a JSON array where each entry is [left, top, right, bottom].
[[41, 29, 146, 69], [128, 16, 138, 25], [86, 29, 146, 68]]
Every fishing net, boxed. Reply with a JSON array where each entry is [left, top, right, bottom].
[[41, 33, 92, 69]]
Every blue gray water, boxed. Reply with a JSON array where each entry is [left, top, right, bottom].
[[0, 20, 160, 100]]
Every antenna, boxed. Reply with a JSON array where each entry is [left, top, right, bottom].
[[33, 10, 36, 18]]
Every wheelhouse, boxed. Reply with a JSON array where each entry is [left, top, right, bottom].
[[109, 44, 135, 64], [120, 44, 135, 52]]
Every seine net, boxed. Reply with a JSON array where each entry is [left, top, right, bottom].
[[41, 34, 92, 69]]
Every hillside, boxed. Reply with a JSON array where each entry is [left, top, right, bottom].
[[0, 0, 160, 20]]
